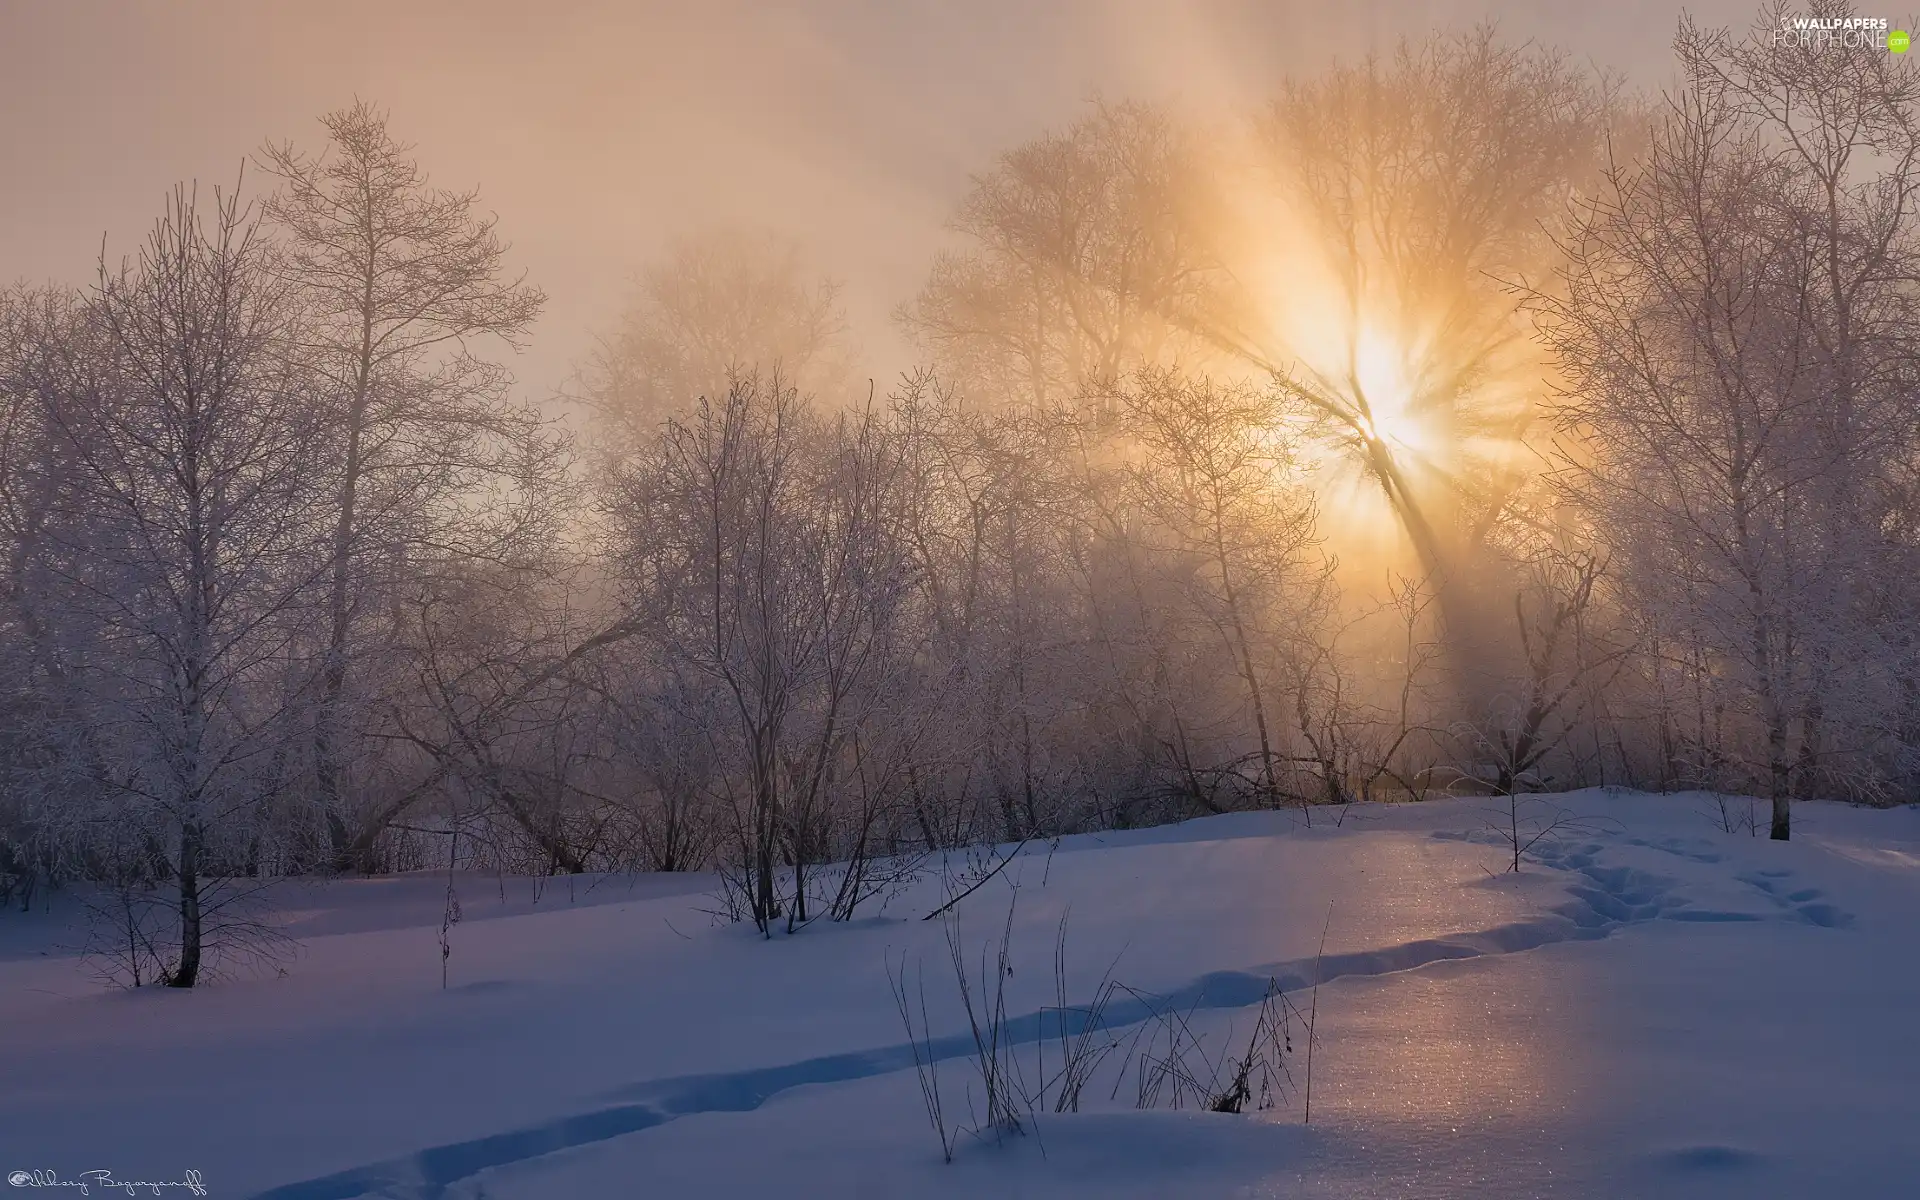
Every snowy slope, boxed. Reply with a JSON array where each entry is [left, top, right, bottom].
[[2, 790, 1916, 1199]]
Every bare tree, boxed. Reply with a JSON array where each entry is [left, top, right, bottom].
[[587, 229, 850, 440], [1545, 36, 1872, 838], [608, 372, 915, 931], [901, 101, 1224, 411], [1682, 1, 1920, 800], [1120, 369, 1325, 810], [258, 100, 551, 873], [40, 183, 324, 985], [1459, 548, 1633, 796], [1253, 30, 1617, 580], [0, 286, 100, 899]]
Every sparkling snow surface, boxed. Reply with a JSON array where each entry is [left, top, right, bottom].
[[2, 790, 1915, 1198]]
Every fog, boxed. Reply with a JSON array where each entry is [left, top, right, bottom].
[[6, 0, 1913, 988], [4, 17, 1917, 1200], [0, 0, 1750, 398]]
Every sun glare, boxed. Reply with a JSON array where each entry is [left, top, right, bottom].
[[1351, 326, 1431, 459]]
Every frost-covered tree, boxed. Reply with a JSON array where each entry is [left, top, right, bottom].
[[606, 373, 917, 930], [1546, 11, 1920, 835], [38, 184, 326, 984], [258, 101, 552, 873], [1119, 370, 1324, 809], [901, 101, 1224, 411], [588, 229, 850, 441]]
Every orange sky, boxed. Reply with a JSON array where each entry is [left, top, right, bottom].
[[0, 0, 1753, 400]]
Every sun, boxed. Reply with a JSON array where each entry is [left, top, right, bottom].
[[1349, 325, 1433, 460], [1289, 318, 1457, 567]]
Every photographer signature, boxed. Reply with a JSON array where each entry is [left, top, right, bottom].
[[8, 1170, 208, 1197]]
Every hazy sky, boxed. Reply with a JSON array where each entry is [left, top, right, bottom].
[[0, 0, 1756, 398]]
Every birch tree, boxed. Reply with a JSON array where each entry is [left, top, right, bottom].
[[41, 184, 324, 984], [1681, 1, 1920, 796], [1548, 62, 1836, 839]]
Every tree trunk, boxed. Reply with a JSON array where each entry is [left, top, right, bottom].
[[317, 272, 376, 873], [317, 411, 367, 873], [170, 821, 203, 988], [1767, 716, 1792, 841]]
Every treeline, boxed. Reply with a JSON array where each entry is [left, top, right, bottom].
[[2, 10, 1917, 978]]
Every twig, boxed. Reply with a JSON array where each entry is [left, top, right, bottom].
[[1305, 901, 1331, 1123], [922, 835, 1033, 921], [888, 950, 953, 1163], [440, 822, 462, 990]]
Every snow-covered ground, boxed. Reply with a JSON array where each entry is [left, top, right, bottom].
[[3, 789, 1917, 1198]]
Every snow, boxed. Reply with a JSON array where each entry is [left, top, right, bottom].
[[3, 790, 1917, 1198]]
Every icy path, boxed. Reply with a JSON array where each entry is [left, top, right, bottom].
[[2, 792, 1915, 1198]]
